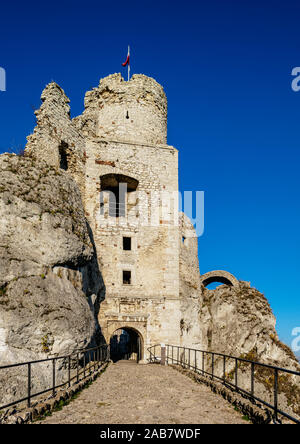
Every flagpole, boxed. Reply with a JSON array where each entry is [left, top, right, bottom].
[[128, 45, 130, 81]]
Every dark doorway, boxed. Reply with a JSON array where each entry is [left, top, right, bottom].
[[110, 328, 142, 363]]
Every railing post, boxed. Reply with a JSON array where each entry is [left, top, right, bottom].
[[52, 358, 56, 397], [274, 368, 278, 422], [212, 353, 214, 380], [195, 350, 197, 371], [68, 355, 71, 388], [202, 351, 204, 376], [235, 358, 238, 389], [223, 355, 226, 383], [83, 352, 86, 379], [161, 343, 166, 366], [27, 363, 31, 408], [77, 353, 79, 383], [172, 345, 174, 364], [251, 362, 255, 397], [188, 348, 191, 369]]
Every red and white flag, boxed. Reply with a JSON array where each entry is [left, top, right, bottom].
[[122, 46, 130, 80]]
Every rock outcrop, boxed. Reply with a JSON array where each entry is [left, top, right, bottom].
[[199, 282, 297, 367], [178, 211, 300, 420], [0, 153, 104, 406], [180, 280, 300, 420]]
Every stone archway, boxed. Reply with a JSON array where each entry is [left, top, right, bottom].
[[199, 270, 239, 288], [109, 327, 143, 363]]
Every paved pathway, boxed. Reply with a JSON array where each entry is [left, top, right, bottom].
[[37, 361, 247, 424]]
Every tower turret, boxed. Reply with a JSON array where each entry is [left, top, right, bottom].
[[82, 73, 167, 145]]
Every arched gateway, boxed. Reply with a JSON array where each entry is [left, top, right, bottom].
[[199, 270, 239, 288], [110, 327, 143, 363]]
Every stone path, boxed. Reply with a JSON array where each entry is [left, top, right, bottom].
[[36, 361, 247, 424]]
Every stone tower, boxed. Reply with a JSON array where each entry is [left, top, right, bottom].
[[77, 74, 181, 359], [26, 73, 192, 360]]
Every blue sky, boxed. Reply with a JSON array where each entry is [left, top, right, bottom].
[[0, 0, 299, 347]]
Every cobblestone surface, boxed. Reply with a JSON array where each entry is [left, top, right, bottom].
[[36, 362, 248, 424]]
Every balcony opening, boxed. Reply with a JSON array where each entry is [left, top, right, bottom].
[[123, 270, 131, 285], [100, 174, 139, 218], [123, 237, 131, 251]]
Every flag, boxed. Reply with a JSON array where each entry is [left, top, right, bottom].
[[122, 54, 130, 67], [122, 46, 131, 81], [122, 47, 130, 67]]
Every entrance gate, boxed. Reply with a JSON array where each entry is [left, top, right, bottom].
[[110, 328, 142, 363]]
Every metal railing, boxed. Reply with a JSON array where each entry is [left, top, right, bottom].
[[0, 344, 110, 411], [100, 202, 127, 217], [148, 344, 300, 424]]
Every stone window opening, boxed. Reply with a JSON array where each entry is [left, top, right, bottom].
[[126, 110, 129, 119], [182, 236, 186, 244], [123, 270, 131, 285], [59, 142, 69, 171], [123, 237, 131, 251]]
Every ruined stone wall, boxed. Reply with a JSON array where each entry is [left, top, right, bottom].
[[25, 83, 86, 194], [75, 74, 167, 145]]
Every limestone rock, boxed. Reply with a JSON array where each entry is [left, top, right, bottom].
[[0, 153, 104, 407], [197, 282, 300, 419], [199, 282, 298, 368]]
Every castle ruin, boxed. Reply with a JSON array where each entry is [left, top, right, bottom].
[[25, 73, 241, 361]]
